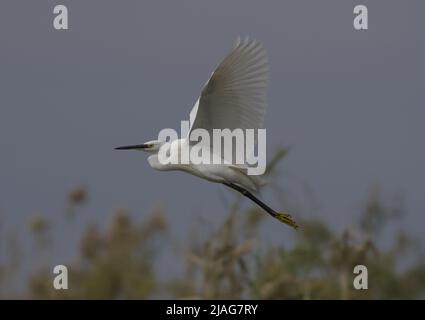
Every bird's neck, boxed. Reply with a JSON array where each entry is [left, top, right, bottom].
[[147, 154, 181, 171]]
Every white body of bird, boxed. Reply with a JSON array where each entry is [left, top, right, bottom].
[[116, 37, 298, 229], [147, 138, 262, 193]]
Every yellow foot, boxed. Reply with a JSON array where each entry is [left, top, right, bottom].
[[275, 212, 299, 230]]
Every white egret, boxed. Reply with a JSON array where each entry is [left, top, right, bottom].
[[116, 37, 298, 229]]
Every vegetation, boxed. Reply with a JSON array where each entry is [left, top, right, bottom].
[[1, 150, 424, 299]]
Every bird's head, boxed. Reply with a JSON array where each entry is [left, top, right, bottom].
[[115, 139, 163, 154]]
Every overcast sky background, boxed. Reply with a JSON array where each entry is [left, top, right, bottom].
[[1, 0, 424, 283]]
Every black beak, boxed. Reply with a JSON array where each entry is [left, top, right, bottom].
[[115, 144, 147, 150]]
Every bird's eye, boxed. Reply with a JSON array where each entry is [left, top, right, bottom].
[[147, 144, 154, 148]]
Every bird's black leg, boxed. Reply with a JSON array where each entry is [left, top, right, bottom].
[[223, 182, 298, 229]]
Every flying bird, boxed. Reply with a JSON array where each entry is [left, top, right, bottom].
[[115, 37, 298, 229]]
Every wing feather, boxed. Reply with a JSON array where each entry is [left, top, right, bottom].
[[188, 37, 269, 165], [189, 37, 269, 133]]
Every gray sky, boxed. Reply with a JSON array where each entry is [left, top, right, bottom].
[[1, 0, 424, 276]]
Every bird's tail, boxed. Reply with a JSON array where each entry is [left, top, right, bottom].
[[228, 165, 267, 192]]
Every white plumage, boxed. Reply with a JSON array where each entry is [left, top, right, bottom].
[[189, 36, 269, 134], [116, 37, 298, 229]]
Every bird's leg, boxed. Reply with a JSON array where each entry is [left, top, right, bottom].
[[223, 182, 299, 229]]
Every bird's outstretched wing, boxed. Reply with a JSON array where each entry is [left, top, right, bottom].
[[189, 37, 269, 135]]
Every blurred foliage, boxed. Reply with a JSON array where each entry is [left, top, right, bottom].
[[1, 149, 424, 299], [27, 209, 167, 299]]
